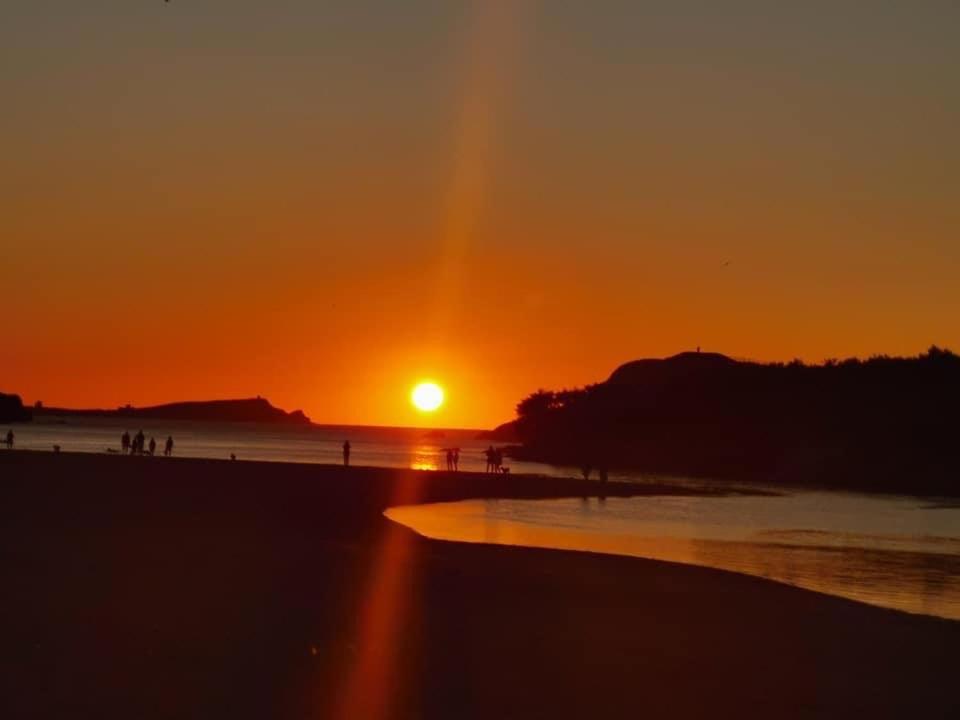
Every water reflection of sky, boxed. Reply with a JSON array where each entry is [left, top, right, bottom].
[[387, 492, 960, 621]]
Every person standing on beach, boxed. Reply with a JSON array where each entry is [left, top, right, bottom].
[[484, 446, 495, 473], [148, 437, 156, 456], [4, 429, 13, 449], [342, 440, 351, 467], [445, 449, 454, 471], [121, 431, 130, 455], [453, 448, 460, 472], [134, 430, 145, 455], [164, 436, 174, 457]]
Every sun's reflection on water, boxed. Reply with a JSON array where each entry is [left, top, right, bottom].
[[409, 445, 440, 472]]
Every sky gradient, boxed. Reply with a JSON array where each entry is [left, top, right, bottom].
[[3, 1, 959, 427]]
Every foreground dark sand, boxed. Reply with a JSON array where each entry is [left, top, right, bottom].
[[1, 452, 957, 719]]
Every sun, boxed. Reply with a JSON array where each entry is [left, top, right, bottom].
[[411, 381, 444, 412]]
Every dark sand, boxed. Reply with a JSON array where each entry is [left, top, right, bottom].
[[2, 451, 957, 719]]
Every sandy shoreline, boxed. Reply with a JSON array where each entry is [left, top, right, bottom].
[[2, 450, 957, 718]]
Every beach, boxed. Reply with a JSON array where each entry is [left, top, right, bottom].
[[2, 451, 957, 719]]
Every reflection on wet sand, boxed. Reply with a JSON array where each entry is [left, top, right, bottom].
[[386, 499, 960, 620]]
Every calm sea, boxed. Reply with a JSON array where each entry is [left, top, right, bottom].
[[8, 416, 960, 621], [7, 416, 552, 474]]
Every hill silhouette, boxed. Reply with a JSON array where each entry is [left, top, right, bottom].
[[0, 392, 32, 423], [35, 397, 311, 425], [499, 347, 959, 494]]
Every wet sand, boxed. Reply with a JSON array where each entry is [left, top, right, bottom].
[[2, 450, 957, 718]]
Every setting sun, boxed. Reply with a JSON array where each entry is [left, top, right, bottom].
[[411, 382, 444, 412]]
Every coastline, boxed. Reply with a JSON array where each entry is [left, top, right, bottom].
[[505, 444, 960, 498], [2, 450, 957, 718]]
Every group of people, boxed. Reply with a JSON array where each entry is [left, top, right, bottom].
[[444, 447, 461, 471], [483, 445, 507, 474], [340, 442, 508, 474], [121, 430, 174, 457]]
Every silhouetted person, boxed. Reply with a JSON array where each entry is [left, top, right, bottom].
[[164, 435, 174, 457], [121, 431, 130, 455], [4, 429, 13, 449], [342, 440, 351, 467], [134, 430, 145, 456], [446, 448, 454, 471], [453, 448, 460, 472], [493, 448, 503, 474], [484, 445, 495, 473], [581, 463, 592, 481], [148, 437, 156, 456]]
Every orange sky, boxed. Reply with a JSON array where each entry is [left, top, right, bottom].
[[2, 2, 958, 428]]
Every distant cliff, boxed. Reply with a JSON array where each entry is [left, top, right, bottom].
[[499, 347, 960, 494], [35, 397, 311, 425], [0, 393, 32, 423]]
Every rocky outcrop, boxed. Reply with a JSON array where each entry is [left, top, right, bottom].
[[35, 397, 311, 425], [0, 393, 32, 423]]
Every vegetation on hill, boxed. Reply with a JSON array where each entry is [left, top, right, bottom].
[[502, 347, 959, 493]]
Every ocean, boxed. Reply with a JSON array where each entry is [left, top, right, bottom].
[[7, 416, 552, 474]]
